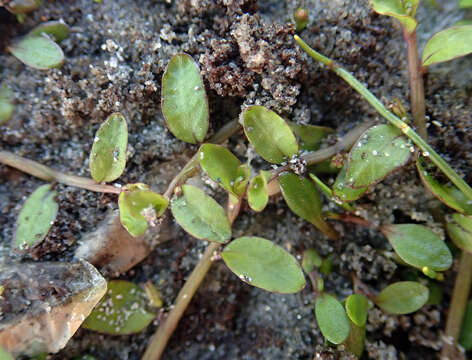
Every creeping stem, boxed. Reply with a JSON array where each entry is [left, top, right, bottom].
[[294, 35, 472, 201]]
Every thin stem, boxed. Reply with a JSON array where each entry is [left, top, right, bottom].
[[404, 30, 427, 140], [0, 150, 121, 194], [309, 173, 355, 212], [441, 251, 472, 359], [294, 35, 472, 201], [141, 242, 220, 360]]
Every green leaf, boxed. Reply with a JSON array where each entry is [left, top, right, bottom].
[[89, 113, 128, 183], [446, 213, 472, 253], [0, 345, 14, 360], [221, 236, 306, 293], [29, 21, 69, 42], [161, 53, 209, 144], [233, 164, 250, 197], [0, 84, 14, 125], [279, 172, 338, 239], [376, 281, 429, 314], [459, 300, 472, 350], [301, 248, 323, 274], [332, 163, 368, 202], [13, 184, 58, 251], [422, 25, 472, 66], [381, 224, 452, 271], [170, 185, 231, 243], [287, 121, 333, 151], [426, 280, 443, 305], [370, 0, 418, 33], [345, 124, 411, 189], [344, 321, 365, 358], [199, 144, 241, 195], [247, 171, 269, 212], [417, 157, 472, 214], [243, 106, 298, 164], [9, 35, 64, 70], [315, 293, 351, 344], [83, 280, 155, 335], [5, 0, 41, 15], [460, 0, 472, 8], [345, 294, 369, 327], [118, 183, 169, 237]]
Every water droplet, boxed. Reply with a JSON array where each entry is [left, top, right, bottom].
[[200, 152, 205, 160], [194, 85, 200, 91], [247, 127, 253, 132], [94, 136, 100, 143], [372, 150, 378, 156]]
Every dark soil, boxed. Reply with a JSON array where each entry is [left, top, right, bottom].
[[1, 0, 472, 359]]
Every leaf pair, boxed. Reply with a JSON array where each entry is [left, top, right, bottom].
[[9, 21, 69, 70]]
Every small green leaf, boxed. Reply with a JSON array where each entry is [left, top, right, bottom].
[[345, 124, 411, 189], [13, 184, 58, 251], [315, 293, 351, 344], [221, 236, 306, 293], [89, 113, 128, 183], [332, 163, 368, 202], [118, 183, 169, 237], [459, 300, 472, 350], [426, 281, 443, 305], [170, 185, 231, 243], [460, 0, 472, 8], [279, 172, 337, 239], [345, 294, 369, 327], [376, 281, 429, 314], [370, 0, 418, 33], [381, 224, 452, 271], [446, 213, 472, 253], [5, 0, 41, 15], [83, 280, 155, 335], [247, 171, 269, 212], [0, 84, 14, 125], [243, 106, 298, 164], [287, 121, 333, 151], [161, 53, 209, 144], [344, 321, 365, 358], [417, 157, 472, 214], [29, 21, 69, 42], [9, 35, 64, 70], [422, 25, 472, 66], [233, 164, 250, 197], [301, 248, 323, 274], [198, 143, 241, 195]]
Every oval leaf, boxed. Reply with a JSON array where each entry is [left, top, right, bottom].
[[381, 224, 452, 271], [345, 124, 411, 189], [9, 36, 64, 70], [161, 53, 209, 144], [315, 293, 350, 344], [332, 163, 368, 202], [376, 281, 429, 314], [446, 213, 472, 253], [13, 184, 58, 251], [459, 300, 472, 350], [29, 21, 70, 42], [344, 320, 366, 358], [5, 0, 41, 15], [247, 171, 269, 212], [417, 156, 472, 214], [243, 106, 298, 164], [0, 84, 14, 125], [221, 236, 306, 293], [279, 172, 337, 239], [370, 0, 418, 33], [170, 184, 231, 243], [83, 280, 155, 335], [422, 25, 472, 67], [345, 294, 369, 327], [90, 113, 128, 183], [118, 183, 169, 237], [460, 0, 472, 8], [199, 144, 241, 196], [287, 121, 333, 151]]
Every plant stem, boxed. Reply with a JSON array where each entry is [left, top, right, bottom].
[[441, 251, 472, 359], [404, 30, 427, 140], [309, 173, 355, 212], [0, 150, 121, 194], [141, 241, 220, 360], [294, 35, 472, 201]]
